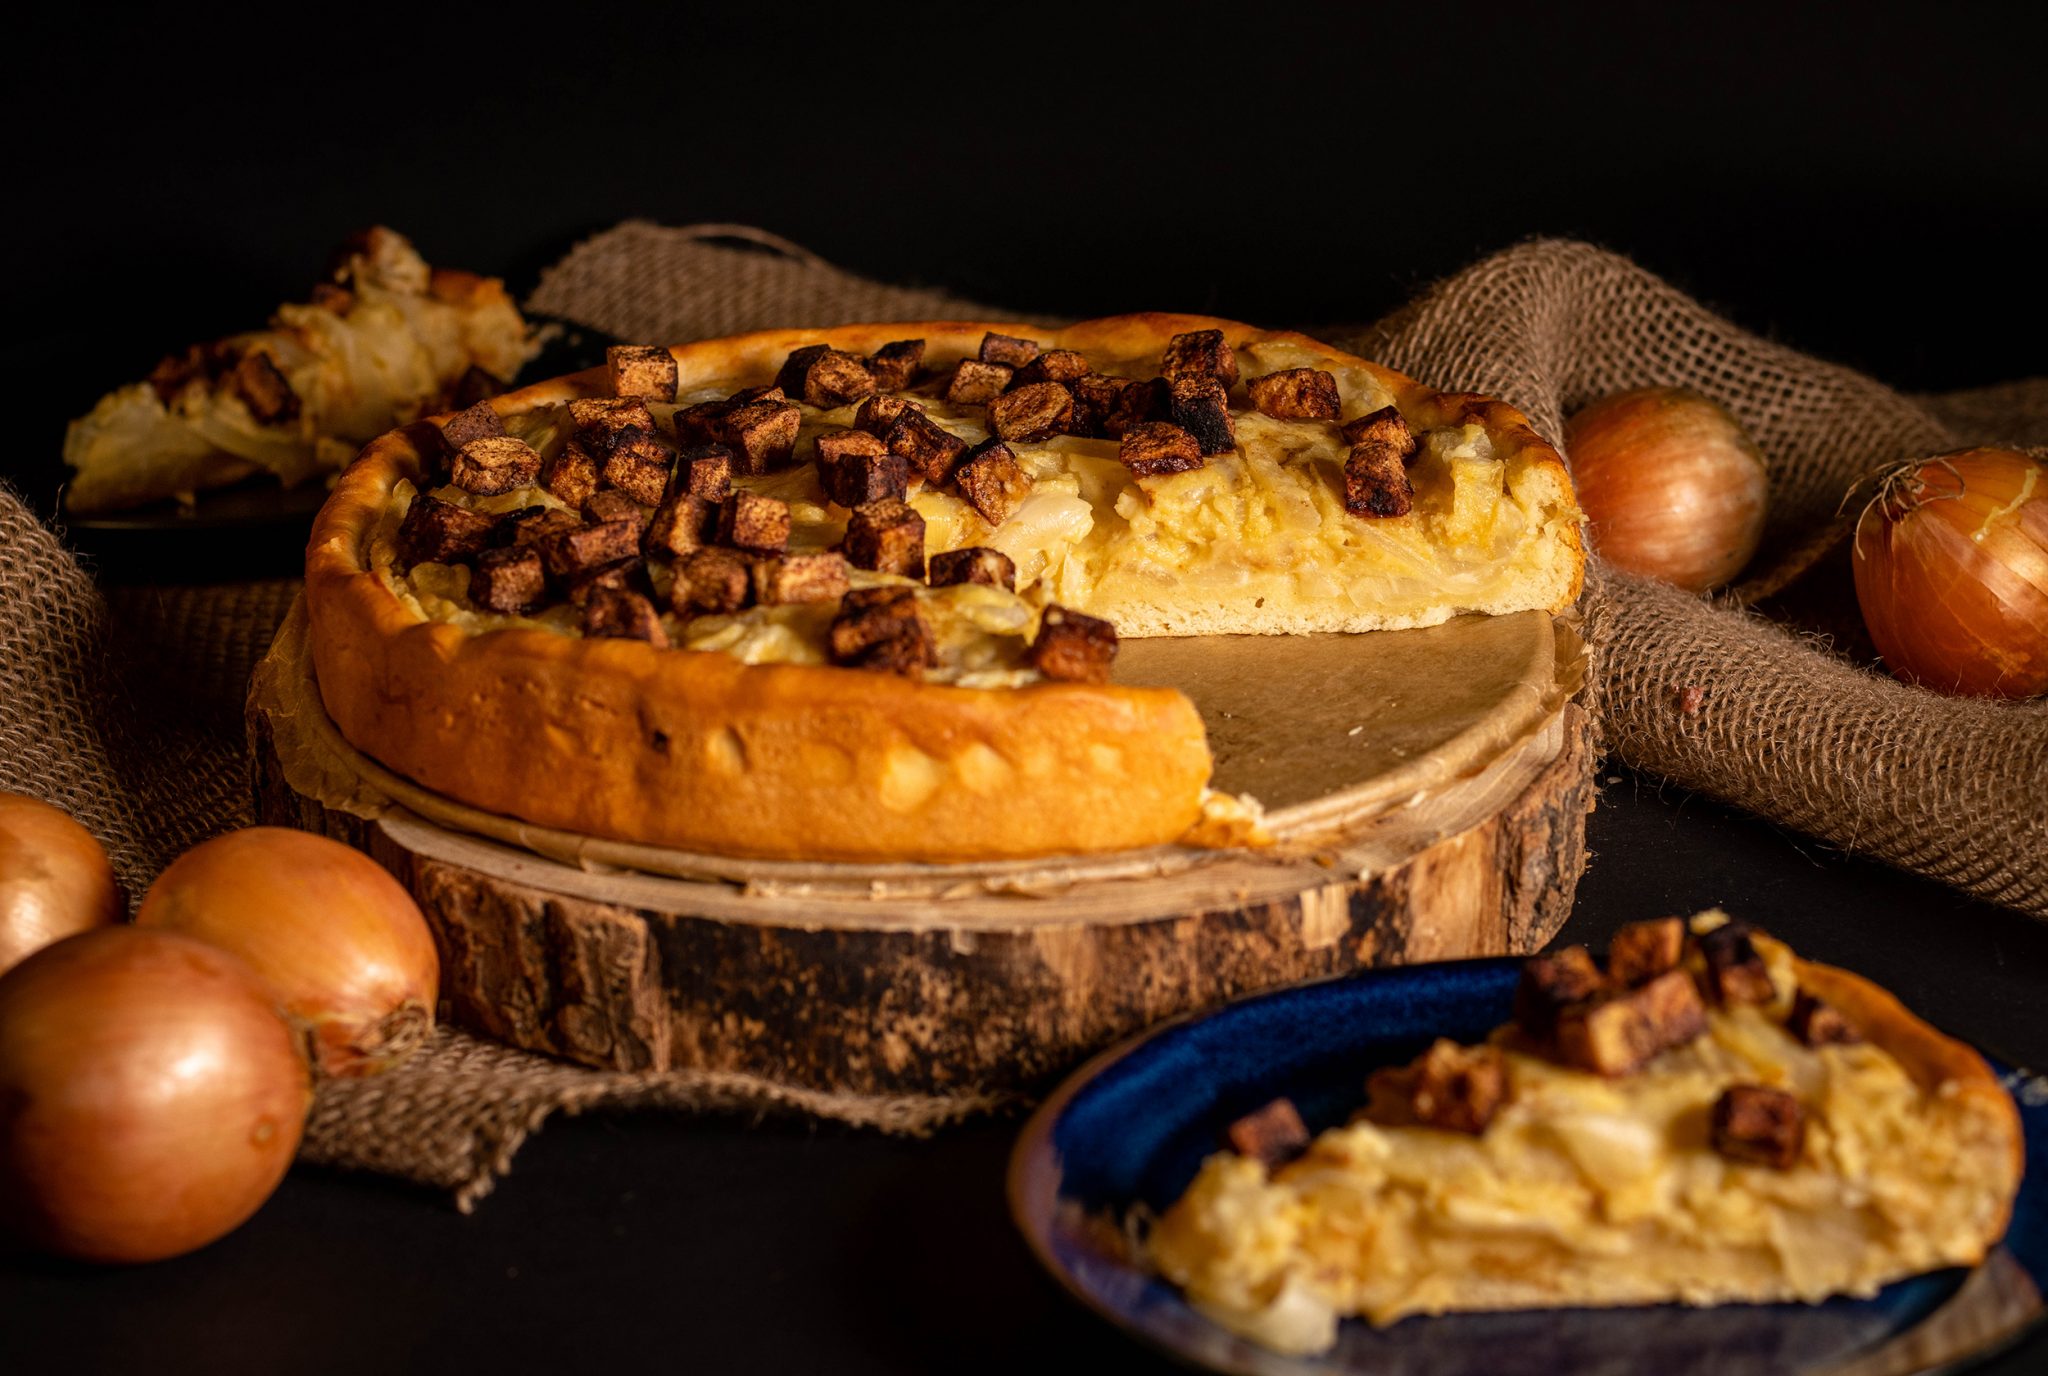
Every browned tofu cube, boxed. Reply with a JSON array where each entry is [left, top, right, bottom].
[[814, 427, 885, 466], [1366, 1039, 1506, 1134], [1513, 945, 1607, 1044], [1224, 1098, 1309, 1167], [671, 547, 755, 616], [716, 400, 803, 474], [645, 492, 711, 560], [227, 350, 299, 424], [953, 439, 1032, 525], [1016, 348, 1090, 387], [827, 586, 936, 677], [1067, 373, 1127, 437], [1711, 1085, 1805, 1169], [865, 338, 926, 391], [673, 445, 735, 502], [440, 399, 504, 451], [928, 546, 1016, 591], [1161, 329, 1239, 388], [540, 440, 602, 509], [1698, 922, 1776, 1006], [606, 345, 679, 402], [816, 429, 910, 508], [584, 489, 653, 538], [1341, 404, 1417, 456], [1247, 368, 1341, 421], [569, 397, 657, 441], [844, 497, 927, 578], [1105, 376, 1170, 438], [581, 584, 669, 646], [715, 491, 791, 554], [498, 506, 581, 550], [854, 393, 917, 439], [1554, 969, 1708, 1076], [600, 425, 674, 506], [1119, 422, 1204, 478], [1787, 989, 1862, 1047], [672, 399, 731, 447], [396, 494, 496, 568], [1608, 917, 1686, 988], [728, 383, 787, 406], [146, 341, 222, 403], [1027, 605, 1117, 683], [978, 332, 1041, 367], [987, 382, 1075, 442], [538, 518, 642, 581], [451, 436, 542, 496], [1343, 443, 1415, 518], [1169, 377, 1236, 456], [753, 551, 851, 606], [785, 347, 876, 408], [1407, 1040, 1508, 1135], [773, 345, 829, 398], [469, 545, 546, 614], [945, 359, 1014, 406], [886, 409, 970, 484], [565, 558, 648, 608]]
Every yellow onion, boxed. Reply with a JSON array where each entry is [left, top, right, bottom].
[[0, 792, 123, 977], [1853, 448, 2048, 698], [1565, 387, 1770, 592], [137, 827, 438, 1077], [0, 928, 309, 1262]]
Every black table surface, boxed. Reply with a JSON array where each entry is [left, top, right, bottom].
[[9, 767, 2048, 1376]]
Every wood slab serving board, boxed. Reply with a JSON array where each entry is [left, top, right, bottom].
[[249, 601, 1594, 1098]]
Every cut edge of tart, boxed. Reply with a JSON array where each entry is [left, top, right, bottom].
[[1144, 912, 2024, 1354], [304, 314, 1582, 862]]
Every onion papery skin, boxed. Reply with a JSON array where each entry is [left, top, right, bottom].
[[0, 793, 122, 978], [0, 929, 310, 1263], [136, 828, 439, 1078], [1565, 387, 1770, 593], [1853, 449, 2048, 699]]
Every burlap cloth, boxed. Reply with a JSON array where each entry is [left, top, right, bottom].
[[4, 223, 2044, 1207]]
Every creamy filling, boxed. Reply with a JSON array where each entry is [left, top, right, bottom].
[[376, 341, 1576, 682], [1146, 950, 2011, 1353]]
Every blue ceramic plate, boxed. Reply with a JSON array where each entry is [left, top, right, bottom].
[[1010, 958, 2048, 1376]]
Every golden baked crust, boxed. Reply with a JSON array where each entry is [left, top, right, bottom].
[[306, 315, 1579, 861], [1792, 954, 2023, 1180]]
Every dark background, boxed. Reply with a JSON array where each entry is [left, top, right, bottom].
[[11, 3, 2048, 504], [9, 4, 2048, 1373]]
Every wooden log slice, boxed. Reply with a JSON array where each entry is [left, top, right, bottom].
[[250, 603, 1596, 1098]]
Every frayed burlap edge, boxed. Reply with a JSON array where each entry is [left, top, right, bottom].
[[300, 1028, 1008, 1213]]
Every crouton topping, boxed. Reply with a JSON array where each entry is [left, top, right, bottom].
[[1225, 1099, 1310, 1168]]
